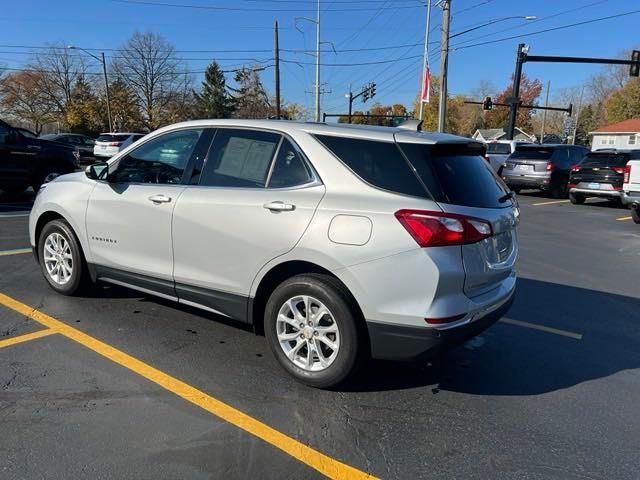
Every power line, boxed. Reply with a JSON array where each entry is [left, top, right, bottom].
[[112, 0, 424, 13], [280, 55, 423, 67]]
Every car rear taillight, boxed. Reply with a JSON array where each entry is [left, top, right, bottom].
[[395, 210, 493, 247], [425, 313, 467, 325], [567, 183, 577, 189], [570, 165, 581, 172], [108, 142, 122, 147], [613, 165, 631, 182], [546, 162, 556, 171]]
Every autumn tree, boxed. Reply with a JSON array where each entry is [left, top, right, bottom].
[[112, 31, 193, 130], [0, 71, 56, 134], [605, 78, 640, 123], [64, 75, 102, 135], [231, 66, 271, 119], [484, 73, 542, 132], [106, 78, 144, 132], [194, 61, 234, 119]]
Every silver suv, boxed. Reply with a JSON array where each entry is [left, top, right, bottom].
[[29, 120, 518, 388]]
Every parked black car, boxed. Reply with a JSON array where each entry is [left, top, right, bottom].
[[0, 120, 80, 195], [40, 133, 95, 162], [501, 144, 589, 197], [568, 149, 638, 204]]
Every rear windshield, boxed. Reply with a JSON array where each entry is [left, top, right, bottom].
[[581, 153, 629, 167], [511, 147, 554, 160], [486, 143, 511, 154], [399, 143, 511, 208], [97, 134, 131, 142]]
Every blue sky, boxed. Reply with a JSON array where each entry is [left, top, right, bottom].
[[1, 0, 639, 118]]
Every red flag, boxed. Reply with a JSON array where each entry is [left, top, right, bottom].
[[421, 64, 430, 103]]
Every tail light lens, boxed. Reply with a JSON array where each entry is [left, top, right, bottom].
[[570, 165, 581, 172], [395, 210, 493, 247], [108, 142, 122, 147], [546, 162, 556, 171], [613, 165, 631, 182]]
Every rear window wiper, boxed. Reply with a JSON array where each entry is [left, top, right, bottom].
[[498, 191, 515, 203]]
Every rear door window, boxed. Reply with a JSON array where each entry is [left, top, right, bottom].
[[399, 143, 511, 208], [315, 135, 427, 198], [200, 129, 281, 188]]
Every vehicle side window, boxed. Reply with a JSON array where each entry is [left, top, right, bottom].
[[267, 138, 314, 188], [109, 128, 204, 184], [315, 135, 427, 198], [0, 124, 9, 144], [200, 129, 281, 188]]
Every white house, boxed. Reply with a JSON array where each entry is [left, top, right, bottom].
[[590, 119, 640, 151]]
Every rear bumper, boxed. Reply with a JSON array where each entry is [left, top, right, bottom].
[[367, 287, 515, 361], [570, 187, 621, 198], [621, 190, 640, 206], [502, 174, 551, 189]]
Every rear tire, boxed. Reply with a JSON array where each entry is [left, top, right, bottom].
[[631, 208, 640, 224], [569, 192, 585, 205], [38, 219, 91, 295], [32, 167, 67, 191], [264, 274, 364, 388]]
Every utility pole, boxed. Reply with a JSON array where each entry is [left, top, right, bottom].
[[419, 0, 433, 121], [506, 43, 527, 140], [274, 20, 281, 119], [437, 0, 451, 132], [314, 0, 321, 122], [571, 86, 585, 145], [540, 80, 550, 142]]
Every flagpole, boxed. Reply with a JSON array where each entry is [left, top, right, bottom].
[[419, 0, 433, 120]]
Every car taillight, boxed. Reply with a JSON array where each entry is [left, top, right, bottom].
[[613, 165, 631, 182], [395, 210, 493, 247], [570, 165, 581, 172], [425, 313, 467, 325], [546, 162, 556, 171], [109, 142, 122, 147]]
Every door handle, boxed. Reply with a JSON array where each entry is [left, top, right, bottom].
[[263, 201, 295, 212], [148, 194, 172, 204]]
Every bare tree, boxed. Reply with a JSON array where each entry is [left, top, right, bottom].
[[112, 31, 193, 130], [231, 66, 271, 119], [0, 71, 56, 134]]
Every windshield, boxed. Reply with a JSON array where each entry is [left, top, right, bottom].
[[582, 153, 630, 167], [486, 143, 511, 154], [97, 134, 131, 142], [399, 143, 511, 208]]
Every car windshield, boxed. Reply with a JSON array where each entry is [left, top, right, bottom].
[[97, 134, 132, 142], [40, 134, 58, 140], [399, 142, 511, 208], [581, 153, 630, 167], [511, 147, 554, 160], [486, 143, 511, 154]]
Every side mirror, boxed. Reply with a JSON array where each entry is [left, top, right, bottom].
[[85, 162, 109, 181]]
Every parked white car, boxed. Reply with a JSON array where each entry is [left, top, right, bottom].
[[622, 157, 640, 224], [30, 120, 518, 388], [485, 140, 534, 172], [93, 133, 145, 158]]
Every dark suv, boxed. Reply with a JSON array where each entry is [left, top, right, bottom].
[[568, 149, 639, 204], [501, 144, 589, 197], [0, 120, 80, 195]]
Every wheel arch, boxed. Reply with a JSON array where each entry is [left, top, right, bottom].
[[250, 260, 369, 351]]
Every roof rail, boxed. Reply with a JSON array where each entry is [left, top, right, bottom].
[[397, 119, 423, 132]]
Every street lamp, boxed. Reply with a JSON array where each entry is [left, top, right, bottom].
[[67, 45, 113, 132]]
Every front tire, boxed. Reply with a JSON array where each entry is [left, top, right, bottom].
[[632, 207, 640, 224], [38, 219, 90, 295], [569, 192, 585, 204], [264, 274, 363, 388]]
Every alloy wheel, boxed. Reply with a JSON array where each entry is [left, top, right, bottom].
[[43, 232, 73, 285]]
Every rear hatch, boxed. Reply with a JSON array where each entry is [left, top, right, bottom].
[[397, 140, 518, 298], [504, 145, 555, 174], [570, 151, 630, 191], [95, 134, 131, 148]]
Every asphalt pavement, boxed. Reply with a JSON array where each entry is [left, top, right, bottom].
[[1, 189, 639, 479]]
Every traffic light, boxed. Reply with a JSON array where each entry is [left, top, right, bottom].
[[370, 82, 376, 99], [631, 50, 640, 77], [482, 96, 493, 111], [362, 85, 369, 102]]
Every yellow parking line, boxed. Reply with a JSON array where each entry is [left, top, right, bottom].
[[616, 216, 632, 221], [531, 199, 570, 206], [0, 292, 376, 480], [0, 328, 56, 349], [0, 248, 32, 257]]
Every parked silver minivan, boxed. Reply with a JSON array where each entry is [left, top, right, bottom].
[[30, 120, 518, 388]]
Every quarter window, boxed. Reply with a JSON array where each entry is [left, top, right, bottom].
[[268, 139, 314, 188], [109, 128, 204, 184], [200, 129, 281, 188]]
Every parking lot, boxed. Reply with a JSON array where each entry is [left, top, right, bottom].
[[1, 190, 639, 479]]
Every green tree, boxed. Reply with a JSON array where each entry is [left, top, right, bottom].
[[605, 78, 640, 123], [107, 78, 144, 132], [65, 75, 102, 135], [231, 66, 271, 119], [194, 61, 234, 119]]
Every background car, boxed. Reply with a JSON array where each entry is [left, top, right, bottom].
[[622, 156, 640, 223], [0, 119, 79, 194], [94, 133, 145, 158], [40, 133, 96, 163], [16, 127, 37, 138], [502, 144, 589, 197], [568, 149, 638, 205], [485, 140, 533, 173]]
